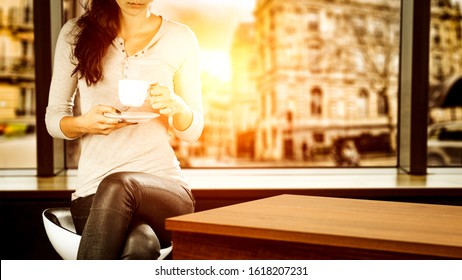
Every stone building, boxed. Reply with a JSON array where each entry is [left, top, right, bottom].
[[230, 22, 259, 158], [429, 0, 462, 122], [198, 73, 233, 162], [252, 0, 401, 161], [0, 0, 35, 121]]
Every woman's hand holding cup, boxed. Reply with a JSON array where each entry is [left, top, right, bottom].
[[148, 83, 189, 116]]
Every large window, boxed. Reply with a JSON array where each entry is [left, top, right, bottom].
[[1, 0, 461, 172], [68, 0, 404, 168]]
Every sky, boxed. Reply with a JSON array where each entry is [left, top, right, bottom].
[[152, 0, 257, 81]]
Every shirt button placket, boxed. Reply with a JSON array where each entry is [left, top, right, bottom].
[[121, 40, 127, 76], [123, 57, 129, 79], [120, 41, 125, 53], [121, 60, 129, 111]]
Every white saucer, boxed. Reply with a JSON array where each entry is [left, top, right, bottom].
[[105, 112, 160, 123]]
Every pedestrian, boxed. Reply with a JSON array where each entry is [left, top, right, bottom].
[[341, 140, 360, 166]]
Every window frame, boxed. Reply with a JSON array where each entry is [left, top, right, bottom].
[[34, 0, 431, 177], [34, 1, 65, 176]]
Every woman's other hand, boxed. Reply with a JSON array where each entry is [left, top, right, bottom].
[[61, 105, 136, 138]]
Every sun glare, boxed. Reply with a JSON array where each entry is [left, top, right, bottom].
[[201, 50, 231, 82]]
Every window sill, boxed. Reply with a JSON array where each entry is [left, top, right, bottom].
[[0, 167, 461, 191], [182, 167, 462, 190]]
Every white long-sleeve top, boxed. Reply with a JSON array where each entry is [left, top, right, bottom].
[[46, 17, 203, 200]]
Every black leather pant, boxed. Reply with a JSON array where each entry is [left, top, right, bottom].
[[70, 172, 195, 260]]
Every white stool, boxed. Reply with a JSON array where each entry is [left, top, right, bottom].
[[42, 207, 172, 260]]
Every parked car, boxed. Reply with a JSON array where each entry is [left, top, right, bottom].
[[427, 121, 462, 166]]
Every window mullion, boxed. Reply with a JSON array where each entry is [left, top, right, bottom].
[[398, 0, 431, 175]]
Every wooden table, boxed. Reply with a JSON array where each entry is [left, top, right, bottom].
[[166, 194, 462, 259]]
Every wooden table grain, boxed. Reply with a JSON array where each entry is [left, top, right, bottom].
[[166, 194, 462, 259]]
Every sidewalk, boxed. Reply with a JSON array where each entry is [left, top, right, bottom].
[[188, 154, 397, 168]]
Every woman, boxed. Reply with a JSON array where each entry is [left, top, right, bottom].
[[45, 0, 203, 259]]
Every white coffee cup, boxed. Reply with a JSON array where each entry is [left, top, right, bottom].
[[118, 79, 149, 107]]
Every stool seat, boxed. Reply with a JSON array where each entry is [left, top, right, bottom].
[[42, 207, 172, 260]]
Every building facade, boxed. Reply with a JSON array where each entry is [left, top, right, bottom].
[[252, 0, 401, 161], [230, 22, 259, 158], [0, 0, 34, 123], [429, 0, 462, 123]]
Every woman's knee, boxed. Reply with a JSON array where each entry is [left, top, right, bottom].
[[98, 172, 136, 191], [94, 172, 140, 207], [121, 222, 161, 260]]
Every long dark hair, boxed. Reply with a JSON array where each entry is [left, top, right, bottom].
[[71, 0, 120, 86]]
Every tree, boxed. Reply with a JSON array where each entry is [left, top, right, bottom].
[[346, 2, 401, 151]]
